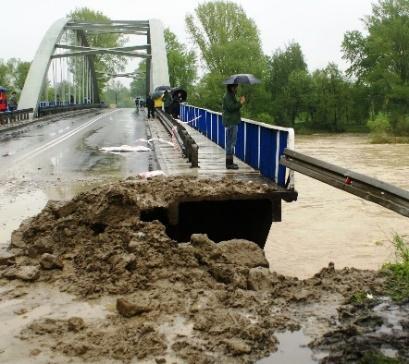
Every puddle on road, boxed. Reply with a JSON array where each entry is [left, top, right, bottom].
[[0, 181, 99, 248], [257, 330, 325, 364], [0, 189, 48, 248], [0, 282, 110, 364]]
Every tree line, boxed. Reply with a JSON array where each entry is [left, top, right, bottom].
[[2, 0, 409, 138], [175, 0, 409, 137]]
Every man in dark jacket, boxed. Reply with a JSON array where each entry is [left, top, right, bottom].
[[8, 91, 17, 111], [222, 84, 245, 169], [146, 94, 155, 119], [163, 90, 172, 114]]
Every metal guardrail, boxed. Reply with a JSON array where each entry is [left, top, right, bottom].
[[156, 109, 199, 168], [180, 104, 295, 188], [37, 103, 105, 117], [281, 148, 409, 217], [0, 108, 33, 125]]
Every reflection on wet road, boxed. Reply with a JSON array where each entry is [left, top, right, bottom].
[[0, 108, 153, 246]]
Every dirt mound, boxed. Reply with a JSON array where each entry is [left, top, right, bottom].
[[3, 176, 280, 297], [0, 177, 385, 363]]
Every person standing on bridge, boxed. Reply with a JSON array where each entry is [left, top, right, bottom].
[[222, 84, 245, 170], [146, 94, 155, 119], [8, 91, 17, 112], [163, 90, 172, 114]]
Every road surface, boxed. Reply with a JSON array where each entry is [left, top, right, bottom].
[[0, 108, 154, 246]]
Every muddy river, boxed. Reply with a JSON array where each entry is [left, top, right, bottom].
[[266, 133, 409, 278]]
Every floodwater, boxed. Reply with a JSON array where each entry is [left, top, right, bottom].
[[256, 330, 320, 364], [266, 133, 409, 278]]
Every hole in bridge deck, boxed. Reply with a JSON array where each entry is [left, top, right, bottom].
[[140, 199, 274, 248], [140, 208, 169, 225], [90, 223, 108, 235]]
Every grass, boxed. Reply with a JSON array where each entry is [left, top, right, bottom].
[[350, 290, 370, 305], [382, 234, 409, 303], [359, 352, 403, 364]]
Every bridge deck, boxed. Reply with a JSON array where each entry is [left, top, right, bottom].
[[148, 118, 273, 184]]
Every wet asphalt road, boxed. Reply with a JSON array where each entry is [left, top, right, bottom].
[[0, 108, 153, 245], [0, 108, 153, 181]]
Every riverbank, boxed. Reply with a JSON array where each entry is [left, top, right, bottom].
[[1, 177, 408, 363]]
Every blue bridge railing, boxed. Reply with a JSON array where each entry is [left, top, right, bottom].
[[180, 103, 295, 189]]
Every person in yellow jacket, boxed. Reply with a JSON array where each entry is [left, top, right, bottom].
[[154, 95, 163, 109]]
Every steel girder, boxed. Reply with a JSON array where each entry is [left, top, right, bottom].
[[19, 18, 170, 115]]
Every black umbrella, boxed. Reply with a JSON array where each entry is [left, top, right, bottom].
[[223, 74, 261, 85], [155, 85, 171, 91], [171, 87, 187, 102], [151, 90, 163, 100]]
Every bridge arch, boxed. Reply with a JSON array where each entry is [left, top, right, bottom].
[[19, 17, 170, 115]]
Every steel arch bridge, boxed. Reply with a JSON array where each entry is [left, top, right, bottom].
[[19, 18, 170, 115]]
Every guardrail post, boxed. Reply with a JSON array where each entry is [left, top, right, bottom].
[[191, 143, 199, 168]]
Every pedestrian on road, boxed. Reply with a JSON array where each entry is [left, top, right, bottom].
[[135, 97, 140, 112], [163, 90, 172, 114], [222, 84, 245, 170], [146, 94, 155, 119], [8, 91, 17, 112]]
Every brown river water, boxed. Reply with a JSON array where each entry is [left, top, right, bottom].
[[266, 133, 409, 278]]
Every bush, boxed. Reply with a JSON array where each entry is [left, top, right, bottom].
[[394, 115, 409, 136], [367, 112, 391, 134], [382, 234, 409, 302]]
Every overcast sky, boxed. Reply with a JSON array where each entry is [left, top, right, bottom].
[[1, 0, 374, 74]]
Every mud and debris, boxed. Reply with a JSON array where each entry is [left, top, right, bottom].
[[0, 176, 407, 363]]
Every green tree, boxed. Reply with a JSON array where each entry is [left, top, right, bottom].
[[309, 64, 352, 132], [14, 61, 31, 91], [342, 0, 409, 134], [103, 80, 133, 107], [266, 42, 308, 126], [130, 61, 147, 98], [69, 8, 127, 96], [0, 60, 11, 89], [283, 69, 313, 126], [164, 29, 197, 90], [186, 1, 268, 117], [0, 58, 31, 92]]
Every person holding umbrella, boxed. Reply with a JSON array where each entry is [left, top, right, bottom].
[[222, 84, 245, 169], [222, 74, 260, 170]]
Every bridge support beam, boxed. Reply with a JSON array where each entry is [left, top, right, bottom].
[[148, 19, 170, 94], [18, 18, 69, 116]]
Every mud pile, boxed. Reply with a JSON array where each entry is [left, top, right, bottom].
[[0, 177, 393, 363]]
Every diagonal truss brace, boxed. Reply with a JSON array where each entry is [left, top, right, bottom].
[[52, 44, 151, 59]]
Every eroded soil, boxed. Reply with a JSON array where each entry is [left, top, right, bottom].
[[0, 177, 407, 363]]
